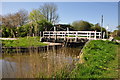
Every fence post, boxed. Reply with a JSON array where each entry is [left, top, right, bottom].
[[75, 31, 78, 42], [67, 27, 69, 37], [99, 32, 101, 39], [43, 32, 44, 37], [94, 31, 96, 40], [87, 32, 88, 39], [103, 32, 105, 39], [49, 31, 50, 38], [89, 32, 91, 40], [40, 31, 41, 37], [54, 26, 57, 41]]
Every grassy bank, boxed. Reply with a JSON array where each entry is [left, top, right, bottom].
[[114, 36, 120, 40], [54, 40, 119, 78], [2, 37, 47, 47], [69, 40, 119, 78]]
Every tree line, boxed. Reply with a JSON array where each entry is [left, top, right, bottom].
[[1, 3, 58, 38], [0, 3, 118, 39]]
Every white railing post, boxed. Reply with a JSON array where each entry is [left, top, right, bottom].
[[103, 32, 105, 39], [67, 27, 69, 37], [87, 32, 88, 39], [49, 31, 50, 38], [89, 32, 91, 40], [54, 26, 57, 40], [40, 31, 41, 37], [64, 32, 66, 41], [43, 32, 44, 37], [99, 32, 101, 39], [94, 31, 96, 40], [75, 31, 78, 42]]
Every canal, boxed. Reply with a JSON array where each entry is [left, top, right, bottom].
[[2, 45, 82, 78]]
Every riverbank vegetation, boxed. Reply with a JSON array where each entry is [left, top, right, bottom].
[[69, 40, 119, 78], [2, 37, 47, 47], [54, 40, 119, 78]]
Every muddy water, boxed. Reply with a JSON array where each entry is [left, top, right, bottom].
[[2, 46, 81, 78]]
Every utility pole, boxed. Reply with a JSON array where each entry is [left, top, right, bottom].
[[101, 15, 103, 39]]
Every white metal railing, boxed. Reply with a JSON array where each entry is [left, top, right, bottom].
[[42, 31, 101, 40]]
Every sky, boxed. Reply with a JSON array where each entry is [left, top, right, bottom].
[[1, 2, 119, 31]]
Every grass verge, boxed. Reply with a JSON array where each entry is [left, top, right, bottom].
[[2, 37, 47, 47], [69, 40, 119, 78]]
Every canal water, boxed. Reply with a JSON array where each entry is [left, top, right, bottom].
[[2, 46, 81, 78]]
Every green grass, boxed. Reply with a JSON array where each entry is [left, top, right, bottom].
[[69, 40, 119, 78], [114, 36, 120, 40], [53, 40, 119, 78], [2, 37, 47, 47]]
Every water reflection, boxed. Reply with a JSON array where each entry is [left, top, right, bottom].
[[2, 46, 80, 78]]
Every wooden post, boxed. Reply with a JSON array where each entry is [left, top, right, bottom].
[[99, 32, 101, 39], [64, 32, 66, 41], [67, 27, 69, 37], [40, 31, 41, 41], [103, 32, 105, 39], [43, 32, 44, 37], [75, 31, 78, 42], [54, 26, 57, 41], [94, 31, 96, 40], [89, 32, 91, 40], [40, 31, 41, 37], [87, 32, 88, 39], [49, 31, 50, 38]]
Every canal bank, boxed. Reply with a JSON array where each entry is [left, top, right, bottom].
[[68, 40, 119, 78]]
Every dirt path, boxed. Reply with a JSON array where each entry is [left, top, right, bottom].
[[0, 38, 18, 40]]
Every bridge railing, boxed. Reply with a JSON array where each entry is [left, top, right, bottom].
[[42, 31, 101, 40]]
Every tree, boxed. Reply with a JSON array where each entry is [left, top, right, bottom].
[[29, 9, 44, 23], [37, 19, 53, 31], [16, 9, 28, 26], [1, 9, 28, 37], [39, 3, 59, 24], [29, 9, 45, 36], [17, 24, 30, 37], [72, 20, 92, 31], [90, 23, 106, 32]]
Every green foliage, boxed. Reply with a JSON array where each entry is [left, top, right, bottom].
[[69, 40, 119, 78], [2, 37, 47, 47], [112, 30, 120, 38], [1, 25, 17, 38], [37, 20, 53, 31], [114, 36, 120, 40], [17, 24, 30, 37], [1, 25, 11, 37], [72, 20, 92, 31], [91, 23, 106, 32], [29, 9, 44, 23]]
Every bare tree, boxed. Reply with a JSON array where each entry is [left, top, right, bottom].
[[1, 9, 28, 37], [16, 9, 28, 26], [39, 3, 59, 24]]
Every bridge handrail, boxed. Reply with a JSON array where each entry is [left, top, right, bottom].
[[42, 31, 101, 40]]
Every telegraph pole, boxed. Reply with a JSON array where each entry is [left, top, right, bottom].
[[101, 15, 103, 39]]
